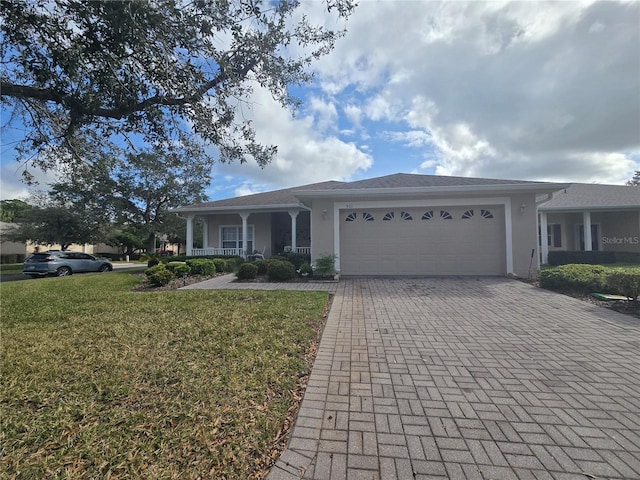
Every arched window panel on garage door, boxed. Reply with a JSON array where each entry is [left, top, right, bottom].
[[462, 209, 474, 219], [421, 210, 434, 220], [362, 212, 375, 222], [345, 212, 357, 222], [440, 210, 453, 220], [400, 211, 413, 220], [481, 209, 494, 219], [383, 211, 395, 221]]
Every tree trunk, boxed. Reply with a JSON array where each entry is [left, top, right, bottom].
[[146, 233, 156, 255]]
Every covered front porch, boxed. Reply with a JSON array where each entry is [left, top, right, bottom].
[[539, 209, 640, 264], [185, 208, 312, 259]]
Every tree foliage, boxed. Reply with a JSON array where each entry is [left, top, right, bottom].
[[627, 171, 640, 186], [0, 199, 30, 222], [106, 227, 146, 257], [1, 0, 355, 175], [6, 205, 107, 250], [50, 148, 210, 252]]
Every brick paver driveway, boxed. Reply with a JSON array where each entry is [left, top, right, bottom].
[[267, 277, 640, 480]]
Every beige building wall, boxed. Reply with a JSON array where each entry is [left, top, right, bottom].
[[509, 193, 540, 277], [308, 193, 541, 278]]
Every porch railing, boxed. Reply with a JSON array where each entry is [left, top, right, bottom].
[[191, 248, 244, 257], [190, 246, 311, 258]]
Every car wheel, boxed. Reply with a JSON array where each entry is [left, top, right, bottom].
[[56, 266, 72, 276], [99, 264, 112, 272]]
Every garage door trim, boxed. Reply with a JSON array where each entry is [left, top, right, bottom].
[[333, 196, 514, 274]]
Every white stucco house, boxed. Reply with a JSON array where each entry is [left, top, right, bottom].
[[173, 173, 573, 277]]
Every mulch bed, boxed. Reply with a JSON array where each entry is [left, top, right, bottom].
[[519, 278, 639, 319], [565, 291, 639, 319]]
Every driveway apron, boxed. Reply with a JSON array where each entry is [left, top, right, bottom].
[[267, 277, 640, 480]]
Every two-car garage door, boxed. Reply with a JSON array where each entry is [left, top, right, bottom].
[[339, 206, 506, 276]]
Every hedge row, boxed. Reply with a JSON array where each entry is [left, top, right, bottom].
[[548, 250, 640, 266], [235, 259, 298, 281], [144, 258, 233, 286], [539, 264, 640, 301], [0, 254, 25, 264]]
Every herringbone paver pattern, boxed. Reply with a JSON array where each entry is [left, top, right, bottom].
[[266, 277, 640, 480]]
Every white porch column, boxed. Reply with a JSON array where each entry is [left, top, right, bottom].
[[186, 214, 194, 256], [288, 210, 299, 252], [540, 212, 549, 264], [202, 219, 209, 249], [583, 211, 592, 251], [240, 212, 250, 257]]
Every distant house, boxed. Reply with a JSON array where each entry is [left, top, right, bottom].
[[0, 222, 27, 262], [537, 183, 640, 264], [0, 222, 122, 263], [174, 173, 568, 277]]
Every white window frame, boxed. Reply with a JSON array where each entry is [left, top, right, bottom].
[[219, 225, 254, 251]]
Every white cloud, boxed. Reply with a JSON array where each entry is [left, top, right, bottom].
[[211, 86, 373, 191], [0, 162, 60, 201], [309, 96, 338, 132], [306, 0, 640, 184]]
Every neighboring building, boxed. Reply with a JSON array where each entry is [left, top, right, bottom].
[[537, 183, 640, 264], [174, 173, 568, 277], [0, 222, 121, 262], [0, 222, 27, 262]]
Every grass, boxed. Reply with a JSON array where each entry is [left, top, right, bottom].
[[1, 272, 329, 479]]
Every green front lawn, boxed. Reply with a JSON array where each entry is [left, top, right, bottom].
[[1, 273, 329, 479]]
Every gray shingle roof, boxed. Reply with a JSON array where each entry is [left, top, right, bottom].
[[538, 183, 640, 210], [176, 173, 562, 211], [186, 180, 344, 209], [301, 173, 545, 190]]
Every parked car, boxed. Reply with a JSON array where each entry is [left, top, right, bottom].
[[23, 251, 113, 277]]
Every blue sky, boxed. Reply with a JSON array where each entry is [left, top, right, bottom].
[[2, 0, 639, 202]]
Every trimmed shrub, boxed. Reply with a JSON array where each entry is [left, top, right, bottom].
[[212, 258, 227, 273], [237, 262, 258, 280], [1, 254, 25, 264], [607, 267, 640, 302], [186, 258, 217, 276], [147, 256, 160, 268], [145, 264, 174, 286], [548, 251, 616, 266], [276, 252, 311, 269], [254, 259, 268, 276], [299, 263, 313, 277], [165, 254, 188, 263], [224, 256, 244, 272], [313, 253, 337, 277], [539, 264, 607, 293], [267, 259, 296, 282], [166, 261, 191, 277]]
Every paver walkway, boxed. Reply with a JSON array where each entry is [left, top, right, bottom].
[[263, 277, 640, 480]]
